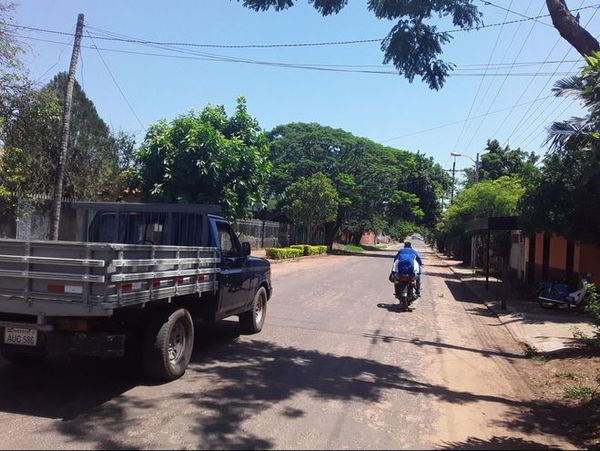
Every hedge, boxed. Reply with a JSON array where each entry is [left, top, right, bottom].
[[265, 247, 303, 259], [266, 245, 328, 259]]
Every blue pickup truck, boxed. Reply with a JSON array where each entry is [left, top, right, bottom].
[[0, 202, 272, 381]]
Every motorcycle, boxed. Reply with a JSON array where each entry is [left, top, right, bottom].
[[536, 274, 593, 310], [390, 272, 417, 312]]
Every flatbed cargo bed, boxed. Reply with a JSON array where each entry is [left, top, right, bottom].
[[0, 239, 219, 317]]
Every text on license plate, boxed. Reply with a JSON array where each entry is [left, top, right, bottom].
[[4, 327, 38, 347]]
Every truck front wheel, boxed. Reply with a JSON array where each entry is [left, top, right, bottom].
[[239, 287, 267, 334], [143, 308, 194, 381]]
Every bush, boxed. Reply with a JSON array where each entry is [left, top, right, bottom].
[[288, 244, 328, 256], [265, 247, 303, 259]]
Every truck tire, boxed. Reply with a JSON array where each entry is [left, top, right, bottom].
[[142, 308, 194, 381], [1, 348, 46, 367], [239, 287, 267, 334]]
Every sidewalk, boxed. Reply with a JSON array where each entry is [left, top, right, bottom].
[[438, 254, 597, 354]]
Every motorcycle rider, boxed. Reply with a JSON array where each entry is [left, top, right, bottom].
[[392, 241, 423, 297]]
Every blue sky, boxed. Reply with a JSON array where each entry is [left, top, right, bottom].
[[10, 0, 600, 173]]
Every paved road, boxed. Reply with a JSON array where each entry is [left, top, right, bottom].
[[0, 242, 573, 449]]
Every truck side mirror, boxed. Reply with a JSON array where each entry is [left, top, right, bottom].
[[242, 242, 251, 257]]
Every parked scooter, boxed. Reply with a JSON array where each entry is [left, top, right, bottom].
[[536, 274, 593, 310]]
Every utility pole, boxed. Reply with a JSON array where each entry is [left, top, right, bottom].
[[450, 158, 456, 203], [49, 13, 84, 240], [474, 152, 480, 184]]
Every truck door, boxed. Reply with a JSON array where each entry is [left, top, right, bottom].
[[214, 220, 252, 313]]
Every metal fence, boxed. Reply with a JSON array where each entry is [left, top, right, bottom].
[[232, 219, 326, 249]]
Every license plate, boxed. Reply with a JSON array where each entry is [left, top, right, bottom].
[[4, 327, 38, 347]]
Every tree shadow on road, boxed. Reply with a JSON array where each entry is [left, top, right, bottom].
[[0, 320, 588, 449], [438, 435, 553, 450]]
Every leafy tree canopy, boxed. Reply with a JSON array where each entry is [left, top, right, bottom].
[[137, 97, 271, 219], [239, 1, 600, 89], [0, 73, 125, 210], [283, 172, 339, 228], [520, 145, 600, 245], [440, 175, 524, 239], [238, 0, 481, 90], [264, 122, 449, 241], [520, 53, 600, 245], [463, 139, 539, 187]]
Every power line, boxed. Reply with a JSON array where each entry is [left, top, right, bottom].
[[85, 30, 144, 130], [381, 95, 553, 143], [451, 0, 513, 153], [478, 0, 555, 28], [6, 4, 599, 50], [505, 4, 599, 145], [11, 32, 581, 78], [463, 0, 541, 152]]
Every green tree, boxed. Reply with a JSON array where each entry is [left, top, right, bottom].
[[1, 73, 124, 203], [137, 97, 271, 219], [463, 139, 539, 187], [239, 1, 600, 89], [520, 52, 600, 246], [520, 146, 600, 245], [0, 1, 30, 130], [264, 122, 449, 242], [437, 176, 524, 257], [283, 172, 339, 233]]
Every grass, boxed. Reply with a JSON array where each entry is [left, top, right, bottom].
[[554, 370, 581, 380], [343, 244, 364, 252], [563, 385, 595, 399], [523, 346, 549, 362]]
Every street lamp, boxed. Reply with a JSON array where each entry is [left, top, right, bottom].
[[451, 152, 480, 183]]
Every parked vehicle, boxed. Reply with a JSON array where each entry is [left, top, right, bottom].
[[536, 274, 592, 310], [0, 202, 272, 381], [390, 272, 417, 312]]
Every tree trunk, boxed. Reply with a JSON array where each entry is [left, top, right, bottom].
[[546, 0, 600, 56]]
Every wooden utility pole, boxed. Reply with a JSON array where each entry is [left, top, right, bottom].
[[450, 159, 456, 203], [49, 13, 84, 240]]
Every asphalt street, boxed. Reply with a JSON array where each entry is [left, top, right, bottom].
[[0, 242, 573, 449]]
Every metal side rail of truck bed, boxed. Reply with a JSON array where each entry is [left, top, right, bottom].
[[0, 239, 220, 317]]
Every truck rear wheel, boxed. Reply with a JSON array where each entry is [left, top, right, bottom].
[[239, 287, 267, 334], [143, 308, 194, 381], [1, 348, 46, 367]]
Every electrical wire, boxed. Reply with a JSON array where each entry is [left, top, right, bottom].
[[5, 4, 599, 50], [478, 0, 555, 28], [11, 32, 581, 78], [504, 4, 599, 145], [463, 0, 542, 151], [381, 95, 553, 143], [451, 0, 513, 153], [85, 29, 144, 130]]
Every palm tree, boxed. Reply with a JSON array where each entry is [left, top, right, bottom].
[[546, 51, 600, 150]]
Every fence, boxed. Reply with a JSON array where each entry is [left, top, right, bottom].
[[0, 199, 326, 249], [232, 219, 325, 249]]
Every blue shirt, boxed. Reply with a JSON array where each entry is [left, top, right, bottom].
[[394, 248, 423, 273]]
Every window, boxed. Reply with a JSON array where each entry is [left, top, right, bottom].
[[217, 223, 239, 258]]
